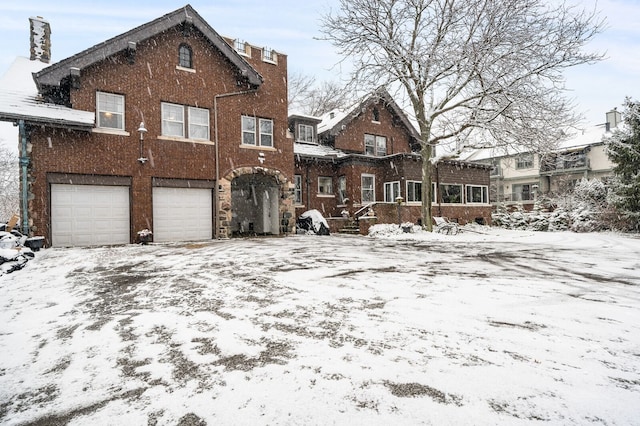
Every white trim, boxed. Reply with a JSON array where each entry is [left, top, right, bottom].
[[92, 128, 130, 136], [157, 135, 214, 145], [175, 65, 196, 73]]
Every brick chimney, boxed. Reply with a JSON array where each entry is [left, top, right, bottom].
[[29, 16, 51, 63]]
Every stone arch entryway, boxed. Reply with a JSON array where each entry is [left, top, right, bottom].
[[218, 167, 295, 238]]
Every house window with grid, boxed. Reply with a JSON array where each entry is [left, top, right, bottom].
[[161, 103, 209, 140], [439, 183, 463, 203], [96, 92, 124, 130], [294, 175, 303, 205], [234, 39, 249, 56], [262, 47, 276, 63], [242, 116, 273, 147], [364, 134, 387, 156], [466, 185, 489, 204], [178, 44, 192, 68], [384, 181, 401, 202], [516, 153, 533, 169], [298, 124, 314, 142], [318, 177, 333, 195], [361, 174, 375, 203]]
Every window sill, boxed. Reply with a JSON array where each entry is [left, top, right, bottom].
[[176, 65, 196, 73], [158, 135, 213, 145], [262, 58, 277, 65], [371, 120, 381, 124], [239, 144, 276, 151], [317, 194, 335, 198], [92, 128, 130, 136]]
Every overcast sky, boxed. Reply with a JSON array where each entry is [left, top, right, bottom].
[[1, 0, 639, 151]]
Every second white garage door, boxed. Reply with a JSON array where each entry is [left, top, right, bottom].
[[153, 187, 213, 242]]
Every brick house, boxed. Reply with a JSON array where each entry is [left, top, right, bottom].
[[0, 5, 295, 246], [290, 90, 492, 231]]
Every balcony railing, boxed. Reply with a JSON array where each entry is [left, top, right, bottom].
[[540, 156, 590, 173]]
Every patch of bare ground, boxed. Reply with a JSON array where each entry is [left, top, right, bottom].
[[384, 381, 463, 405], [488, 320, 547, 331]]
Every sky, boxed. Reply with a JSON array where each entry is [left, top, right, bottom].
[[1, 0, 639, 151]]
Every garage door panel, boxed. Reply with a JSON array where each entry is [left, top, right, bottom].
[[51, 184, 130, 247], [153, 187, 212, 242]]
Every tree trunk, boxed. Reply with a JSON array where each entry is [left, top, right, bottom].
[[421, 141, 433, 232]]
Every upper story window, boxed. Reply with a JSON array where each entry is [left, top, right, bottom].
[[161, 102, 210, 140], [372, 107, 380, 122], [298, 124, 314, 142], [364, 134, 387, 156], [234, 39, 250, 56], [178, 44, 193, 68], [516, 153, 533, 169], [262, 47, 276, 63], [96, 91, 124, 130], [242, 116, 273, 147]]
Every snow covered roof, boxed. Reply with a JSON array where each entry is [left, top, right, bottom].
[[0, 57, 94, 129], [460, 123, 615, 162], [317, 89, 421, 141], [293, 142, 347, 159], [33, 5, 263, 90]]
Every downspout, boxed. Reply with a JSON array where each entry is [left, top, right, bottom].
[[213, 89, 257, 239], [435, 161, 442, 217], [18, 120, 29, 235]]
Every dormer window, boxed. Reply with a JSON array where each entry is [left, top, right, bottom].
[[262, 47, 276, 63], [298, 124, 314, 142], [234, 39, 250, 56], [178, 44, 193, 68]]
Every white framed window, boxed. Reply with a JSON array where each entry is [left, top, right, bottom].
[[188, 107, 210, 140], [384, 181, 401, 202], [234, 39, 250, 56], [260, 118, 273, 147], [338, 176, 347, 204], [162, 102, 185, 137], [262, 47, 276, 63], [361, 174, 375, 203], [406, 181, 422, 203], [364, 134, 387, 156], [318, 177, 333, 195], [516, 153, 534, 169], [466, 185, 489, 204], [242, 116, 273, 147], [96, 92, 124, 130], [439, 183, 463, 203], [161, 103, 210, 140], [298, 124, 314, 142], [294, 175, 302, 205]]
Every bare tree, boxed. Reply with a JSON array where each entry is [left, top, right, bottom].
[[0, 146, 19, 223], [321, 0, 605, 230], [288, 70, 354, 117]]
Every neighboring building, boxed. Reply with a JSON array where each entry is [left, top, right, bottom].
[[465, 111, 619, 209], [0, 6, 294, 246], [290, 90, 493, 228]]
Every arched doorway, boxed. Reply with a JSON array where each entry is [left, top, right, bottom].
[[230, 173, 280, 235]]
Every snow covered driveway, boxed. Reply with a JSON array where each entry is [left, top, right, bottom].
[[1, 228, 639, 425]]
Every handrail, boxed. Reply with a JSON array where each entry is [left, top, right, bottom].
[[353, 202, 377, 219]]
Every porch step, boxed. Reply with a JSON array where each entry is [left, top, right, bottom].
[[339, 223, 361, 235]]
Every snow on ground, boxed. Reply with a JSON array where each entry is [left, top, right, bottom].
[[1, 226, 639, 425]]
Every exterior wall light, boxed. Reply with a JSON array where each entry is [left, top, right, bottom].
[[137, 121, 148, 164]]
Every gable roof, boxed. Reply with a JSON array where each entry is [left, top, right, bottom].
[[33, 4, 263, 90], [317, 89, 421, 142]]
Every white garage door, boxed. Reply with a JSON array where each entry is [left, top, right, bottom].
[[153, 187, 213, 242], [51, 184, 130, 247]]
